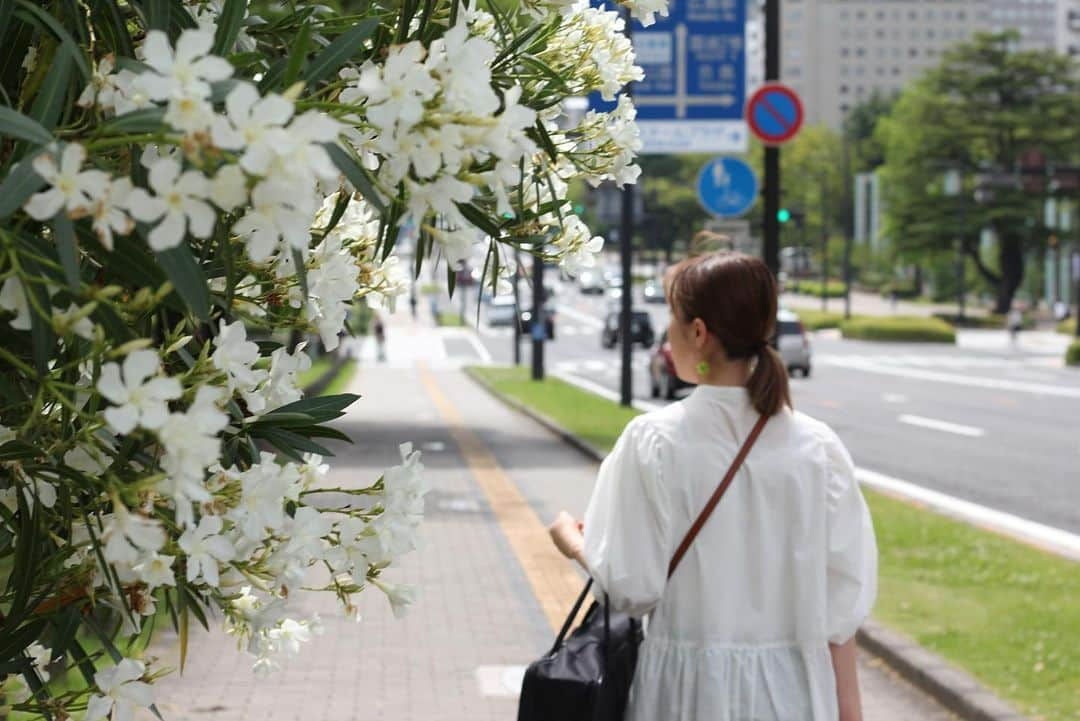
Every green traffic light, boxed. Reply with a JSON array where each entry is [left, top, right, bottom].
[[777, 208, 791, 223], [573, 204, 585, 215]]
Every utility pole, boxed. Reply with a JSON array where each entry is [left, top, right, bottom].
[[820, 176, 829, 312], [619, 8, 635, 407], [531, 249, 544, 380], [512, 247, 522, 365], [957, 202, 967, 320], [763, 0, 781, 276]]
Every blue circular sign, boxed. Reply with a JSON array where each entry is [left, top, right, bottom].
[[696, 157, 758, 218]]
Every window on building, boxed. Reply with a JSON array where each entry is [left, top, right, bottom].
[[927, 29, 935, 39], [876, 67, 885, 76], [957, 10, 966, 20], [841, 47, 850, 57], [839, 8, 849, 19], [856, 10, 865, 20], [856, 47, 866, 57], [892, 66, 901, 76], [909, 47, 918, 57], [840, 84, 849, 94], [841, 103, 851, 114], [876, 29, 884, 39], [909, 10, 917, 20], [840, 65, 850, 77], [876, 10, 885, 19], [856, 86, 866, 96]]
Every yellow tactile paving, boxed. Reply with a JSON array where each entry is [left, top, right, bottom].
[[418, 362, 585, 634]]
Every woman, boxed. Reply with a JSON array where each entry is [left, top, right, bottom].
[[549, 252, 877, 721]]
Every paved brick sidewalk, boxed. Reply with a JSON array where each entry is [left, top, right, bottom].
[[143, 306, 957, 721]]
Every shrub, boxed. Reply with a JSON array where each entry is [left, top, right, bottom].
[[1058, 318, 1075, 335], [790, 280, 847, 298], [932, 313, 1004, 329], [840, 316, 957, 343], [880, 282, 922, 300], [1067, 341, 1080, 366], [792, 309, 847, 330]]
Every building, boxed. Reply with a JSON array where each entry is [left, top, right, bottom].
[[1058, 0, 1080, 57], [779, 0, 1059, 131]]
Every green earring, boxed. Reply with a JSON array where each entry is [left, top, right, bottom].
[[696, 360, 710, 378]]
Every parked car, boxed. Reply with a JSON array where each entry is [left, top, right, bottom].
[[486, 296, 517, 326], [519, 305, 556, 340], [649, 329, 695, 399], [649, 309, 812, 400], [642, 278, 665, 304], [775, 308, 812, 376], [601, 310, 654, 349], [578, 269, 604, 295]]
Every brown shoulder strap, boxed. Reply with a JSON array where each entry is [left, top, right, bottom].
[[667, 414, 769, 579]]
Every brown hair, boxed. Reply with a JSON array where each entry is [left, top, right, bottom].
[[665, 251, 791, 417]]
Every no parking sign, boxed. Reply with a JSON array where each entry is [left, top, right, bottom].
[[745, 83, 804, 146]]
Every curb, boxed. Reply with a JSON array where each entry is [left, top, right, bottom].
[[304, 353, 350, 396], [463, 367, 1031, 721]]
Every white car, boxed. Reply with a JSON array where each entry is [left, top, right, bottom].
[[775, 308, 812, 377], [487, 296, 517, 326]]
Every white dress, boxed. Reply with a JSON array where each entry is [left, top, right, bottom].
[[582, 385, 878, 721]]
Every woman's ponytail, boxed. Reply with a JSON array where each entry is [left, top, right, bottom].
[[747, 345, 790, 417]]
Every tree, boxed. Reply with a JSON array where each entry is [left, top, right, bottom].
[[844, 90, 898, 172], [877, 32, 1080, 313]]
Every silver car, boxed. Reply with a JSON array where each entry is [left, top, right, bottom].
[[775, 308, 812, 377]]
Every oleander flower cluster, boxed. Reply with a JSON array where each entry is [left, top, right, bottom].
[[0, 0, 661, 718]]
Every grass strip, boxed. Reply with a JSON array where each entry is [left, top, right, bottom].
[[467, 365, 1078, 721]]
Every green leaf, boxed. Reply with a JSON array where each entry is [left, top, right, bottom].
[[27, 45, 73, 132], [323, 142, 386, 212], [212, 0, 247, 54], [145, 0, 169, 31], [14, 1, 90, 81], [154, 243, 211, 321], [52, 214, 80, 291], [253, 426, 334, 461], [257, 56, 287, 92], [92, 1, 136, 57], [455, 203, 503, 237], [283, 21, 312, 87], [101, 106, 167, 133], [22, 262, 56, 375], [265, 393, 359, 420], [0, 440, 40, 461], [293, 248, 308, 299], [303, 17, 377, 89], [67, 638, 101, 689], [0, 105, 53, 145], [0, 1, 13, 42]]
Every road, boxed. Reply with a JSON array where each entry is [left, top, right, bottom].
[[463, 279, 1080, 535]]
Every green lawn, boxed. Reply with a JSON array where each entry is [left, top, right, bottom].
[[297, 355, 357, 394], [467, 365, 1079, 721]]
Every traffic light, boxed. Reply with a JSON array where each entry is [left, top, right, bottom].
[[777, 208, 791, 223], [573, 203, 585, 215]]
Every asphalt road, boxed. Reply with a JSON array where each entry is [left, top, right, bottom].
[[470, 279, 1080, 535]]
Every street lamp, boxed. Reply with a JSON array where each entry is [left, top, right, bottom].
[[943, 169, 966, 320]]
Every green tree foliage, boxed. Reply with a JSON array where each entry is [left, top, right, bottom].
[[844, 90, 897, 172], [877, 32, 1080, 313]]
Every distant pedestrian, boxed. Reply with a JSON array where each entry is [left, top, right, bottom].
[[549, 251, 876, 721], [889, 289, 898, 312], [1053, 300, 1068, 322], [373, 316, 386, 362], [409, 293, 418, 319], [1007, 307, 1023, 345]]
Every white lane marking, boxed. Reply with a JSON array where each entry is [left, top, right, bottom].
[[583, 360, 608, 372], [555, 303, 605, 329], [553, 372, 1079, 562], [897, 414, 985, 438], [551, 370, 665, 412], [856, 468, 1080, 562], [818, 355, 1080, 399], [881, 393, 908, 404]]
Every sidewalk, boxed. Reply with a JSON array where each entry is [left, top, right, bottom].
[[142, 307, 958, 720], [782, 288, 984, 319]]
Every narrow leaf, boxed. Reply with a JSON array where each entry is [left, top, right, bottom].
[[304, 17, 377, 88], [146, 0, 169, 31], [154, 243, 211, 321], [211, 0, 247, 54], [293, 248, 308, 299], [101, 106, 167, 134], [283, 21, 312, 87], [52, 214, 80, 291], [28, 46, 73, 132], [0, 105, 53, 145], [14, 1, 90, 81], [0, 154, 45, 221], [323, 142, 386, 212]]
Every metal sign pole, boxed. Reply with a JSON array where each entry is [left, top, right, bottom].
[[763, 0, 781, 276], [531, 250, 545, 380], [513, 247, 522, 366], [620, 10, 635, 408]]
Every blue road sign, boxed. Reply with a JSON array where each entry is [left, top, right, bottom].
[[745, 83, 804, 145], [696, 157, 757, 217], [589, 0, 748, 154]]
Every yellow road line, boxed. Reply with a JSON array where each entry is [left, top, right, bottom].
[[417, 363, 584, 633]]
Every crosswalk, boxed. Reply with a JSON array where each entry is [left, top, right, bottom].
[[476, 323, 601, 339]]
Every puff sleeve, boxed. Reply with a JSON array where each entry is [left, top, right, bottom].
[[823, 431, 879, 644], [582, 417, 671, 617]]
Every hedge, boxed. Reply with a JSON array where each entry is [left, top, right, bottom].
[[1058, 319, 1075, 335], [789, 280, 847, 298], [792, 308, 848, 330], [1068, 341, 1080, 366], [840, 316, 957, 343]]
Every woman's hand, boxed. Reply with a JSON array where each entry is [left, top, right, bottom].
[[549, 511, 586, 566]]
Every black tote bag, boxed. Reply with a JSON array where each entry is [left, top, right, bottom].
[[517, 414, 770, 721]]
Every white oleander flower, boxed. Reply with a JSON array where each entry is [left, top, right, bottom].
[[432, 226, 480, 270], [227, 454, 297, 541], [158, 386, 228, 527], [164, 91, 217, 134], [25, 642, 51, 682], [132, 551, 177, 589], [23, 144, 110, 221], [126, 157, 215, 251], [64, 443, 110, 475], [373, 578, 417, 619], [263, 111, 341, 189], [212, 83, 294, 175], [97, 350, 182, 434], [86, 658, 154, 721], [283, 506, 333, 562], [622, 0, 670, 27], [267, 618, 312, 656], [211, 320, 267, 394], [346, 44, 438, 134], [111, 69, 155, 115], [551, 215, 604, 276], [101, 505, 167, 568], [89, 177, 135, 251], [0, 276, 32, 331], [137, 29, 233, 101], [257, 345, 311, 412], [298, 453, 329, 490], [232, 180, 313, 262], [21, 47, 38, 74], [178, 514, 236, 587], [78, 55, 119, 108], [53, 303, 95, 340], [426, 24, 499, 116], [405, 173, 474, 227], [210, 164, 249, 212]]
